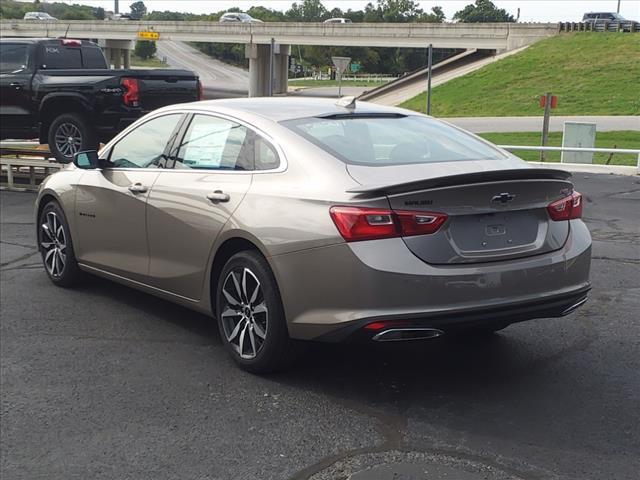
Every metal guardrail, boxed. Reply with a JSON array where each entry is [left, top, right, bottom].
[[2, 146, 637, 194], [0, 158, 63, 191], [498, 145, 640, 174], [559, 21, 639, 33]]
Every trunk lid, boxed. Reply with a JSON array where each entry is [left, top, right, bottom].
[[347, 161, 574, 264]]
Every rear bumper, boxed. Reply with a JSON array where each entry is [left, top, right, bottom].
[[269, 219, 592, 342], [317, 285, 590, 342]]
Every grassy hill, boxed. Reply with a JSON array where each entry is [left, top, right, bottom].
[[401, 33, 640, 116]]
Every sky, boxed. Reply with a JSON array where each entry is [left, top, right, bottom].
[[46, 1, 640, 22]]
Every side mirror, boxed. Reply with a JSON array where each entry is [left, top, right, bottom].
[[73, 150, 100, 169]]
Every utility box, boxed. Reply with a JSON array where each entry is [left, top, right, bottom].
[[562, 122, 596, 164]]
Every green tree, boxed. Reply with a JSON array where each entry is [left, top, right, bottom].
[[134, 40, 156, 60], [246, 6, 286, 22], [419, 6, 445, 23], [453, 0, 515, 22], [363, 2, 383, 22], [378, 0, 424, 22], [328, 7, 344, 19], [94, 7, 105, 20], [129, 1, 147, 19], [286, 0, 328, 22]]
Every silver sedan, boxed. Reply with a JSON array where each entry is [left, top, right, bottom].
[[35, 98, 592, 372]]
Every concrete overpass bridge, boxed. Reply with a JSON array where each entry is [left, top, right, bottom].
[[1, 20, 559, 96]]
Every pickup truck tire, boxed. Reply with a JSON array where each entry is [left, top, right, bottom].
[[48, 113, 96, 164]]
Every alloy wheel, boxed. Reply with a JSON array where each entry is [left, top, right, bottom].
[[41, 211, 67, 278], [54, 122, 83, 158], [220, 268, 269, 359]]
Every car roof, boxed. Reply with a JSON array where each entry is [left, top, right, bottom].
[[0, 37, 92, 45], [0, 37, 49, 44], [171, 97, 411, 122]]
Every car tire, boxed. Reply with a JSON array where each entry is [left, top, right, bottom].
[[47, 112, 96, 164], [216, 251, 295, 373], [38, 200, 82, 287]]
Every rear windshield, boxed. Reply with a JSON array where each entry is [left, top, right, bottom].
[[42, 45, 82, 69], [283, 115, 506, 166]]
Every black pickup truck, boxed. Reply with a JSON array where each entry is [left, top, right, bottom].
[[0, 38, 201, 162]]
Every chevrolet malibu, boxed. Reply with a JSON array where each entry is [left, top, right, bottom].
[[35, 98, 592, 372]]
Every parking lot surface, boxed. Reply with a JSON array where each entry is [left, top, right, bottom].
[[1, 173, 639, 480]]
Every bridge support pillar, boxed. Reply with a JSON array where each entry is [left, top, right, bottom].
[[98, 39, 134, 69], [246, 44, 270, 97], [246, 43, 290, 97], [274, 44, 290, 95]]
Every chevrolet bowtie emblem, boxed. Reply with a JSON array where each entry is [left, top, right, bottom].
[[491, 192, 516, 204]]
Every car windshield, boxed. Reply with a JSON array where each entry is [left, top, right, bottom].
[[0, 43, 29, 73], [283, 115, 506, 166]]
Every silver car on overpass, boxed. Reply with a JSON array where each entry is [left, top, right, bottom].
[[35, 98, 592, 372]]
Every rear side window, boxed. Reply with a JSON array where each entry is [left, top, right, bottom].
[[255, 137, 280, 170], [175, 115, 252, 171], [283, 115, 506, 166], [81, 46, 108, 69], [0, 44, 29, 73], [41, 45, 81, 69]]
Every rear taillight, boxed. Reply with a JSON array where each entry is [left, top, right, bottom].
[[121, 78, 140, 107], [61, 39, 81, 47], [547, 191, 582, 221], [197, 79, 204, 101], [329, 206, 448, 242]]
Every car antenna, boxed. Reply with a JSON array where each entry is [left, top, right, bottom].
[[335, 96, 356, 110], [62, 23, 71, 38]]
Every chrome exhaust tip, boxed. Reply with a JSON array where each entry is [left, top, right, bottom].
[[561, 297, 588, 316], [372, 328, 444, 342]]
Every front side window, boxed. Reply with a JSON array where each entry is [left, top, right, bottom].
[[174, 115, 252, 170], [283, 115, 506, 166], [109, 114, 183, 168]]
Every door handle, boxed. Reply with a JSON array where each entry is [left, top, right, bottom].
[[128, 183, 148, 194], [206, 190, 230, 203], [10, 82, 23, 89]]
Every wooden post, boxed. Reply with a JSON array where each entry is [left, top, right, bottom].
[[540, 92, 552, 162]]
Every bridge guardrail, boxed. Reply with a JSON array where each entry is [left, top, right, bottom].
[[498, 145, 640, 175]]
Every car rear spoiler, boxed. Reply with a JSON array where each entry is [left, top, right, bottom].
[[346, 168, 572, 196]]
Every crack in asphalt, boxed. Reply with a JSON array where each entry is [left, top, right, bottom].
[[0, 240, 37, 249], [288, 401, 407, 480], [288, 387, 556, 480], [0, 250, 40, 269], [592, 256, 640, 265], [2, 331, 216, 346], [0, 264, 42, 272]]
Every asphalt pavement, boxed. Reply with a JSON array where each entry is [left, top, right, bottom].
[[1, 173, 639, 480], [156, 40, 249, 98]]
